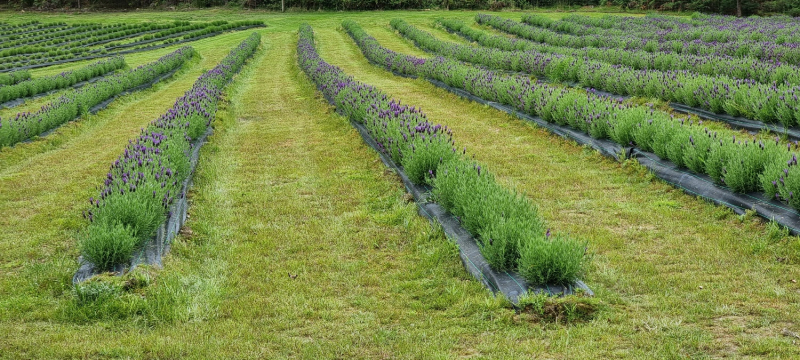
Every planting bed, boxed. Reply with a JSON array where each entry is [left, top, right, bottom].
[[418, 19, 800, 139]]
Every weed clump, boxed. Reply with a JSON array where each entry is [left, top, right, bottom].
[[517, 292, 601, 323]]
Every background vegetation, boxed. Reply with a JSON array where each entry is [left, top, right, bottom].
[[5, 0, 799, 17]]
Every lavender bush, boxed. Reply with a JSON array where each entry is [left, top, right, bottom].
[[0, 70, 30, 86], [438, 18, 800, 87]]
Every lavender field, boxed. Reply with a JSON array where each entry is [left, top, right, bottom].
[[1, 9, 800, 358]]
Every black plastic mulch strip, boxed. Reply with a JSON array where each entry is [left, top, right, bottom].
[[73, 127, 212, 284], [315, 73, 593, 304], [426, 75, 800, 235], [0, 24, 265, 73], [631, 149, 800, 232]]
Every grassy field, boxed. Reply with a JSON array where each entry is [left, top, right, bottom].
[[1, 8, 800, 358]]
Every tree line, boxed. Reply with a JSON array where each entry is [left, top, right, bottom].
[[9, 0, 799, 17]]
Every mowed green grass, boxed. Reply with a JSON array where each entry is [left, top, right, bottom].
[[0, 9, 799, 358]]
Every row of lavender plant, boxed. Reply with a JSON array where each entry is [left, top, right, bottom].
[[344, 20, 800, 213], [300, 23, 587, 286], [0, 69, 30, 86], [438, 18, 800, 86], [520, 13, 800, 57], [0, 47, 193, 148], [527, 13, 800, 45], [686, 13, 800, 28], [0, 56, 125, 103], [477, 14, 800, 67], [0, 21, 56, 37], [79, 33, 261, 271], [395, 19, 800, 128]]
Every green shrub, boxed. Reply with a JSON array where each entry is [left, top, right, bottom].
[[91, 187, 166, 246], [432, 158, 549, 272], [78, 221, 139, 271], [401, 135, 457, 185], [518, 233, 588, 286]]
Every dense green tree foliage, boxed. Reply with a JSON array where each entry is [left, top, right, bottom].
[[6, 0, 797, 16]]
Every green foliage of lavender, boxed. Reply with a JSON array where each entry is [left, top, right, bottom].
[[344, 19, 800, 215], [519, 233, 588, 287], [0, 48, 193, 148], [525, 13, 800, 55], [79, 33, 261, 271], [302, 23, 588, 285], [0, 70, 30, 87], [433, 159, 551, 274], [79, 222, 140, 272], [402, 134, 459, 185], [0, 56, 126, 104], [503, 13, 800, 66]]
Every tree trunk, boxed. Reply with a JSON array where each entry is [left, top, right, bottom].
[[736, 0, 742, 17], [282, 0, 284, 12]]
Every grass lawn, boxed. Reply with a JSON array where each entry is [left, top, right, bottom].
[[1, 8, 799, 358]]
